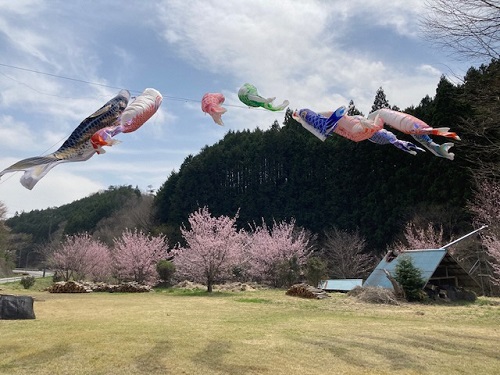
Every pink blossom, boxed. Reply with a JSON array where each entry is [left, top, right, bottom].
[[112, 228, 169, 285], [50, 233, 111, 281], [246, 218, 312, 285], [173, 207, 246, 292]]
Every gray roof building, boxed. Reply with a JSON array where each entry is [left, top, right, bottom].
[[364, 249, 481, 293]]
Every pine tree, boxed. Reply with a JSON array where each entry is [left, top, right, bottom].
[[347, 100, 363, 116], [371, 87, 390, 112], [394, 255, 426, 301]]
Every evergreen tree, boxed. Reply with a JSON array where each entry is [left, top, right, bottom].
[[347, 100, 363, 116], [0, 201, 14, 276], [458, 60, 500, 179], [394, 255, 426, 301], [371, 87, 391, 112]]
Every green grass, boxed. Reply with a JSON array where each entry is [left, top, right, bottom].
[[1, 282, 499, 375]]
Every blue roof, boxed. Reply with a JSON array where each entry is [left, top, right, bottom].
[[319, 279, 363, 291], [364, 249, 447, 290]]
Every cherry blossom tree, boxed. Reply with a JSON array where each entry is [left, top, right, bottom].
[[481, 234, 500, 286], [392, 222, 445, 251], [247, 218, 313, 287], [468, 179, 500, 287], [49, 233, 111, 281], [172, 207, 246, 292], [111, 228, 169, 285]]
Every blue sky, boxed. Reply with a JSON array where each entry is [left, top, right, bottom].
[[0, 0, 474, 217]]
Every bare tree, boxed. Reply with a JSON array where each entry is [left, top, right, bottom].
[[93, 194, 154, 245], [421, 0, 500, 61], [320, 227, 376, 279]]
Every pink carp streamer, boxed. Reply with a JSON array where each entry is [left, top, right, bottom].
[[367, 109, 460, 139], [91, 88, 163, 154], [201, 93, 227, 126], [294, 106, 460, 159]]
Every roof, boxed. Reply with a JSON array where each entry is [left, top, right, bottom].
[[364, 249, 481, 291], [318, 279, 363, 291]]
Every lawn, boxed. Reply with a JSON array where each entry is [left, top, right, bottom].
[[1, 278, 499, 375]]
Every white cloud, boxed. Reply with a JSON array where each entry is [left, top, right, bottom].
[[0, 0, 473, 216], [154, 0, 444, 115], [0, 169, 104, 217]]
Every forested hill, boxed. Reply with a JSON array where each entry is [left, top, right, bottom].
[[6, 185, 144, 244], [154, 59, 500, 252], [153, 84, 476, 251], [5, 61, 497, 255]]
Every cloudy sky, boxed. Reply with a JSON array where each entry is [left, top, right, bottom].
[[0, 0, 474, 217]]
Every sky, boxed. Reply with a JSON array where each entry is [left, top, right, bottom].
[[0, 0, 476, 218]]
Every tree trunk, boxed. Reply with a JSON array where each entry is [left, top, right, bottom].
[[207, 276, 213, 293], [383, 269, 405, 300]]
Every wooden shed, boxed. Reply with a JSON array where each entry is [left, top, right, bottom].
[[364, 249, 482, 296]]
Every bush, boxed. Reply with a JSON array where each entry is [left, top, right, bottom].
[[275, 256, 301, 288], [20, 275, 36, 289], [394, 256, 426, 302], [156, 260, 176, 286], [304, 257, 328, 287]]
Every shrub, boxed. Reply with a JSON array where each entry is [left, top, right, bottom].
[[304, 257, 328, 287], [275, 256, 301, 288], [20, 275, 36, 289], [156, 259, 176, 286], [394, 255, 426, 302]]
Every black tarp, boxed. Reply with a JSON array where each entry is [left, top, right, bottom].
[[0, 295, 36, 319]]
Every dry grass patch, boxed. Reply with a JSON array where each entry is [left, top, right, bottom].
[[1, 283, 499, 375]]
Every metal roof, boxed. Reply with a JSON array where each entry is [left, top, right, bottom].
[[364, 249, 481, 291], [318, 279, 363, 291]]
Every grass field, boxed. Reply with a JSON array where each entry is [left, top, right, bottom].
[[1, 278, 499, 375]]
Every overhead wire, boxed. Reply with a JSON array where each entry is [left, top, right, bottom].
[[0, 61, 260, 109], [0, 61, 279, 187]]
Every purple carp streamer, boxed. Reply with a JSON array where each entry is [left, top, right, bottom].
[[0, 90, 130, 189]]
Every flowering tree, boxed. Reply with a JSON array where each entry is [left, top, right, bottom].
[[173, 207, 245, 292], [392, 222, 445, 251], [49, 233, 111, 281], [111, 228, 169, 285], [468, 179, 500, 287], [247, 218, 312, 287], [481, 234, 500, 286]]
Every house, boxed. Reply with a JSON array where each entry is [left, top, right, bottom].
[[364, 248, 482, 296]]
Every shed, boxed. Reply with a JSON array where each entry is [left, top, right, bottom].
[[318, 279, 363, 292], [364, 249, 481, 294]]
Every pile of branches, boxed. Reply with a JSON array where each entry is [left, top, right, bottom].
[[47, 281, 152, 293], [286, 283, 330, 299], [47, 281, 92, 293], [348, 286, 400, 305]]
